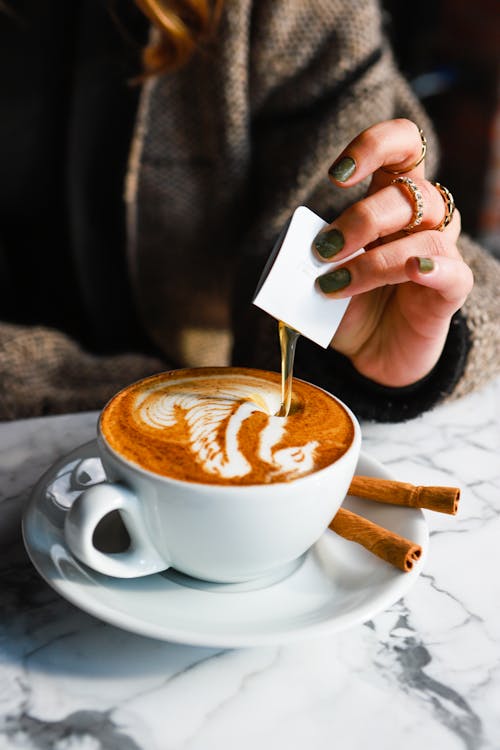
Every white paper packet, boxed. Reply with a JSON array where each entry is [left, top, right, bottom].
[[253, 206, 364, 348]]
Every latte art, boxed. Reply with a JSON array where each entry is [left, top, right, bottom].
[[101, 368, 354, 485], [137, 386, 318, 480]]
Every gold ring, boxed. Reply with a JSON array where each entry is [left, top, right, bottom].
[[391, 176, 424, 232], [382, 127, 427, 175], [431, 181, 455, 231]]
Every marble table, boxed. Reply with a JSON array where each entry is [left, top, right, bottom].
[[1, 377, 500, 750]]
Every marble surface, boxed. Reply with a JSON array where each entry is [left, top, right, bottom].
[[1, 378, 500, 750]]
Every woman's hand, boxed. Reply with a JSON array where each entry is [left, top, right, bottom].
[[314, 119, 473, 387]]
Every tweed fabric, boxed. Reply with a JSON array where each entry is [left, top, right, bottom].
[[0, 322, 164, 420], [453, 233, 500, 399]]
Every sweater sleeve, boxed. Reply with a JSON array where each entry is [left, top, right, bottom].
[[0, 322, 166, 420], [446, 232, 500, 401]]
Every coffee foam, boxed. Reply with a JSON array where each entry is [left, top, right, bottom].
[[101, 368, 354, 485]]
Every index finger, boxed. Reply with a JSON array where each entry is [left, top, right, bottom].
[[328, 119, 427, 189]]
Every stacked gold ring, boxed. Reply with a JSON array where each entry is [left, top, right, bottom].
[[391, 176, 424, 232], [431, 181, 455, 231]]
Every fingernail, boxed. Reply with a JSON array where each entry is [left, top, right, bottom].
[[313, 228, 345, 258], [318, 267, 351, 293], [328, 156, 356, 182], [416, 257, 434, 273]]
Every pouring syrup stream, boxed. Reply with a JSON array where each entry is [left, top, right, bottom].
[[276, 321, 300, 417]]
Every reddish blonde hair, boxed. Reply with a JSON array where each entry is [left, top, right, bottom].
[[134, 0, 224, 73]]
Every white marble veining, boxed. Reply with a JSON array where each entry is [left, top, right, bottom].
[[1, 379, 500, 750]]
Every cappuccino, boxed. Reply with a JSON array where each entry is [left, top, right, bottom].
[[100, 367, 354, 486]]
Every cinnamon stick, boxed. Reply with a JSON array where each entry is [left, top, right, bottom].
[[329, 508, 422, 572], [349, 475, 460, 515]]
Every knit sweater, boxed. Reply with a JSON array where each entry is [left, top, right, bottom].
[[1, 0, 499, 421]]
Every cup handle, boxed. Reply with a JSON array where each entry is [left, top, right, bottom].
[[64, 483, 169, 578]]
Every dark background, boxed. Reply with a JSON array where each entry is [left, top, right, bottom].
[[383, 0, 500, 257]]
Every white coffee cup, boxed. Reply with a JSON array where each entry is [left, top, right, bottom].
[[64, 369, 361, 583]]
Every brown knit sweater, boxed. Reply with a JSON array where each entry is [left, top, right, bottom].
[[1, 0, 499, 420]]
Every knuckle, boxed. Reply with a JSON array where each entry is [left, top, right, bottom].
[[357, 127, 381, 156], [394, 117, 416, 133], [420, 180, 436, 205], [421, 180, 444, 226], [362, 247, 391, 278], [426, 231, 448, 257], [426, 228, 461, 259], [347, 199, 380, 235]]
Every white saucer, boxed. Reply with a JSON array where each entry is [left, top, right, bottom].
[[22, 441, 428, 648]]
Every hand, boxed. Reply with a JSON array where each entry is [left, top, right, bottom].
[[314, 119, 473, 387]]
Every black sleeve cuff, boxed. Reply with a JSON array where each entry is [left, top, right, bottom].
[[293, 310, 471, 422]]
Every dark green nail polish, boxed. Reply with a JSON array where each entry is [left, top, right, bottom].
[[329, 156, 356, 182], [313, 228, 345, 258], [318, 267, 351, 293], [417, 257, 434, 273]]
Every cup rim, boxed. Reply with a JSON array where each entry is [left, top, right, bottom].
[[97, 367, 361, 490]]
